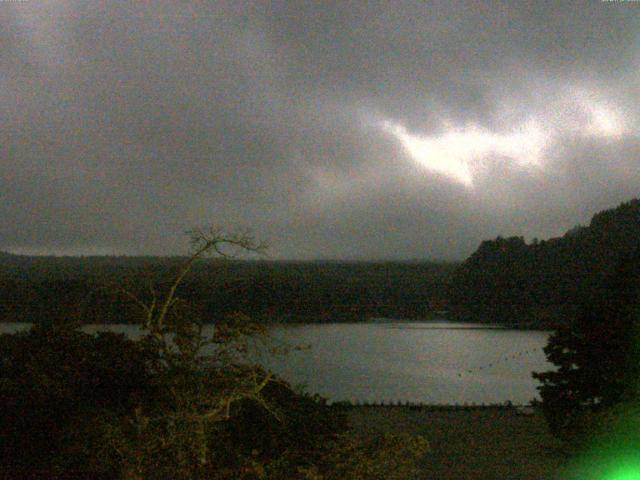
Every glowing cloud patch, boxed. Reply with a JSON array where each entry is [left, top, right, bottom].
[[381, 120, 546, 187], [379, 88, 631, 188], [584, 103, 627, 139]]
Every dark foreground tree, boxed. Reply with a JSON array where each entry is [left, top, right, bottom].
[[0, 227, 429, 479], [0, 326, 157, 477], [533, 248, 640, 442]]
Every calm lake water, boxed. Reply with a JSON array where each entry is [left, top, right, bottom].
[[0, 321, 552, 405]]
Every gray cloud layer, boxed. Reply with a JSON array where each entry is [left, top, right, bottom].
[[1, 1, 639, 259]]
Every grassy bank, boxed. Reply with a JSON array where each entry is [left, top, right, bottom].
[[348, 406, 567, 480]]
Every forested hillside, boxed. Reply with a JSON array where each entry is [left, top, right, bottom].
[[449, 199, 640, 327], [5, 199, 638, 328], [0, 255, 456, 324]]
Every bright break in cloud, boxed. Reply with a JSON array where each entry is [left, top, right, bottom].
[[380, 87, 630, 188]]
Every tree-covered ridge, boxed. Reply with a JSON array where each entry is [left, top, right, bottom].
[[449, 198, 640, 327], [0, 255, 456, 325]]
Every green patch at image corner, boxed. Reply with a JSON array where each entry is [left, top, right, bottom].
[[605, 463, 640, 480], [569, 456, 640, 480], [563, 406, 640, 480]]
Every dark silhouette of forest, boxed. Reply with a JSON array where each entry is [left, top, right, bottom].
[[0, 255, 455, 325], [449, 198, 640, 327], [2, 198, 638, 328]]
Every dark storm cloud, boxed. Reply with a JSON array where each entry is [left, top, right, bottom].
[[1, 1, 638, 259]]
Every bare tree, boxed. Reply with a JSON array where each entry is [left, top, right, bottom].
[[101, 227, 281, 479]]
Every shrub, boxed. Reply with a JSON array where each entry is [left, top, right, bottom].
[[0, 324, 158, 476]]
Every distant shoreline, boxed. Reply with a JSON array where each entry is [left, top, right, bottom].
[[0, 317, 554, 332]]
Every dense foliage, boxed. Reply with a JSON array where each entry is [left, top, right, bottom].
[[0, 325, 157, 477], [449, 198, 640, 327], [533, 249, 640, 441]]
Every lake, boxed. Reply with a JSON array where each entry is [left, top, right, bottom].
[[0, 321, 552, 405]]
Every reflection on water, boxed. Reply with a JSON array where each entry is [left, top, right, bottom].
[[262, 321, 552, 405], [0, 321, 552, 404]]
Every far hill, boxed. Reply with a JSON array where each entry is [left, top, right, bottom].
[[0, 255, 457, 325], [449, 198, 640, 327]]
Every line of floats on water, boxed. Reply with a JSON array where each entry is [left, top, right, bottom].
[[457, 346, 544, 377]]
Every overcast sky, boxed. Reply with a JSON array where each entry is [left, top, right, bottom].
[[1, 1, 639, 260]]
